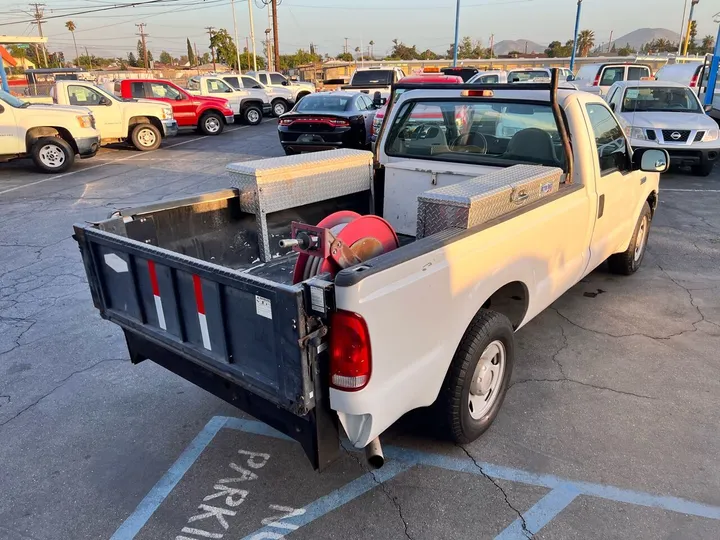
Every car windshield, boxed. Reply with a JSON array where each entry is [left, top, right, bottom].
[[385, 98, 565, 168], [0, 90, 30, 108], [295, 95, 351, 112], [352, 70, 393, 85], [621, 86, 701, 113]]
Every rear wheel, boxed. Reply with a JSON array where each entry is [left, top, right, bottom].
[[31, 137, 74, 174], [243, 105, 262, 125], [439, 309, 515, 444], [607, 202, 652, 275], [199, 112, 224, 135], [272, 99, 289, 117], [691, 161, 714, 177], [131, 123, 161, 151]]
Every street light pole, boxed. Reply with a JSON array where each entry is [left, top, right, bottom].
[[248, 0, 258, 71], [569, 0, 582, 72], [703, 15, 720, 109], [452, 0, 461, 67], [679, 0, 689, 53], [231, 0, 242, 74], [682, 0, 700, 56]]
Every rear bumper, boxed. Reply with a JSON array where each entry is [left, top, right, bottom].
[[634, 146, 720, 167], [224, 114, 235, 124], [76, 135, 100, 158], [162, 119, 179, 137], [279, 126, 354, 152]]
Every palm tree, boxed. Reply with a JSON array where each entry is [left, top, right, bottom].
[[577, 29, 595, 57], [701, 35, 715, 54], [369, 40, 374, 59], [355, 46, 361, 60], [65, 20, 79, 66]]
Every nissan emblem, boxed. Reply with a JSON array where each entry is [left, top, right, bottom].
[[671, 131, 681, 140]]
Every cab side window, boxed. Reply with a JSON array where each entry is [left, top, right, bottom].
[[207, 79, 231, 93], [258, 74, 268, 84], [68, 85, 104, 106], [269, 74, 285, 85], [130, 82, 145, 98], [585, 104, 629, 175], [224, 77, 240, 90], [627, 67, 648, 81], [242, 76, 260, 88]]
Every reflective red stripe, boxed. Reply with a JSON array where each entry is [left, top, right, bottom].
[[192, 274, 205, 315], [148, 260, 160, 296]]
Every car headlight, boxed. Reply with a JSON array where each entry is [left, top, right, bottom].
[[162, 107, 174, 120], [76, 114, 93, 128], [624, 126, 647, 140], [702, 129, 719, 142]]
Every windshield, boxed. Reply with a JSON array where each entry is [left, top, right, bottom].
[[385, 99, 565, 168], [621, 86, 701, 113], [0, 90, 29, 108], [352, 70, 393, 86], [296, 95, 351, 112]]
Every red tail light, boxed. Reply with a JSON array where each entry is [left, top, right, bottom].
[[592, 74, 600, 86], [279, 117, 349, 127], [330, 311, 371, 391], [689, 73, 698, 88], [279, 118, 293, 126]]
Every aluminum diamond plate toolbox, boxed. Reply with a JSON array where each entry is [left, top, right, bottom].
[[227, 149, 373, 261], [416, 165, 563, 238]]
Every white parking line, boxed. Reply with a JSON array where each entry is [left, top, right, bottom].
[[663, 189, 720, 193], [0, 121, 271, 196]]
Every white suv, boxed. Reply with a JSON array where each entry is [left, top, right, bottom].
[[606, 80, 719, 176], [246, 71, 314, 102], [218, 74, 295, 116]]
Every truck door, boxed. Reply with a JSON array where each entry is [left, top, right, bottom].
[[146, 82, 195, 127], [206, 78, 242, 114], [583, 102, 641, 269], [0, 102, 21, 154], [67, 84, 123, 138]]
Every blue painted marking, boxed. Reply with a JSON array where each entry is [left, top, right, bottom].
[[110, 416, 227, 540], [495, 484, 580, 539], [224, 416, 293, 441], [240, 460, 413, 540]]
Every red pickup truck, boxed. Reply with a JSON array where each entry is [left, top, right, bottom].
[[113, 79, 235, 135]]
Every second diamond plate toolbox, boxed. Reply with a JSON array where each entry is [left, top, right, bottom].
[[226, 149, 373, 261], [416, 164, 564, 238]]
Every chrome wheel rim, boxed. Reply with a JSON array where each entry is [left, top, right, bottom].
[[205, 116, 220, 133], [247, 109, 260, 123], [468, 340, 506, 420], [137, 128, 157, 147], [274, 102, 286, 115], [634, 215, 648, 262], [38, 143, 66, 168]]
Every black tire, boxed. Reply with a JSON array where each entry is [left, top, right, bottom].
[[199, 111, 224, 136], [31, 136, 75, 174], [271, 99, 289, 117], [691, 161, 714, 177], [242, 105, 263, 125], [130, 123, 162, 151], [607, 201, 652, 275], [283, 147, 299, 155], [439, 309, 515, 444]]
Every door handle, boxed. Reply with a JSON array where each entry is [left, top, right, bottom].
[[598, 194, 605, 218]]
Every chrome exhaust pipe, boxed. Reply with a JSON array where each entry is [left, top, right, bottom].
[[365, 437, 384, 469]]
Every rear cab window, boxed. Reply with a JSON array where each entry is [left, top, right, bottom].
[[352, 70, 394, 86], [130, 82, 145, 98], [574, 65, 600, 82], [384, 97, 565, 168], [223, 76, 241, 90], [600, 67, 625, 86], [627, 66, 650, 81]]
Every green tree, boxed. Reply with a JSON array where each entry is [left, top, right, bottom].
[[577, 29, 595, 57], [617, 42, 635, 56], [687, 20, 698, 53], [200, 52, 211, 64], [136, 39, 153, 67], [127, 51, 138, 67], [368, 40, 375, 58], [386, 39, 421, 60], [336, 52, 353, 61], [700, 35, 715, 55], [419, 49, 439, 60], [187, 38, 195, 66], [209, 28, 238, 69], [544, 40, 573, 58], [159, 51, 173, 64], [65, 21, 80, 66], [446, 36, 487, 60]]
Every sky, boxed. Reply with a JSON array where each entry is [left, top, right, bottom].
[[0, 0, 718, 61]]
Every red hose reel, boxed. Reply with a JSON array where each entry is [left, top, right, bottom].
[[280, 211, 400, 284]]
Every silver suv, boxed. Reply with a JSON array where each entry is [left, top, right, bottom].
[[246, 71, 315, 103], [218, 74, 295, 117]]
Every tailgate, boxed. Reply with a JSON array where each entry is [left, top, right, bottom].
[[73, 224, 339, 469]]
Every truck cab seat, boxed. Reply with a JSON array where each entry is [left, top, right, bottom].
[[502, 128, 561, 167]]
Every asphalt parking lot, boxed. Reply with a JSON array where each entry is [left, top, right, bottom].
[[1, 120, 719, 540]]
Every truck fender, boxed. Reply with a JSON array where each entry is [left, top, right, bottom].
[[616, 188, 659, 254], [128, 116, 163, 138], [26, 126, 78, 154], [239, 98, 264, 111]]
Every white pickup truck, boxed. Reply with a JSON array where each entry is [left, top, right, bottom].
[[187, 75, 270, 125], [73, 73, 668, 470], [342, 66, 407, 99], [50, 80, 177, 151], [0, 89, 100, 173]]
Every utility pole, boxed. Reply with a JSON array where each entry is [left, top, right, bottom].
[[84, 46, 92, 70], [569, 0, 582, 72], [230, 0, 242, 73], [679, 0, 690, 54], [344, 37, 349, 54], [29, 3, 48, 68], [452, 0, 461, 67], [136, 23, 149, 69], [682, 0, 700, 56], [246, 37, 251, 71], [607, 30, 614, 53], [271, 0, 280, 73], [247, 0, 258, 71], [265, 29, 272, 71], [206, 26, 217, 72], [489, 33, 494, 68]]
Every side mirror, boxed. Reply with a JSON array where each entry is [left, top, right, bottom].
[[175, 94, 184, 100], [226, 88, 234, 93], [609, 102, 616, 111], [281, 81, 288, 86], [566, 74, 575, 81], [704, 103, 712, 113], [253, 85, 262, 89], [634, 148, 669, 173], [100, 96, 112, 106], [372, 91, 382, 107]]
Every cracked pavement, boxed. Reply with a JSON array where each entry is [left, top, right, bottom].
[[1, 123, 719, 539]]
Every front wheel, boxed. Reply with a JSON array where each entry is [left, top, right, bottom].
[[691, 161, 714, 177], [607, 201, 652, 275], [271, 99, 288, 117], [199, 112, 224, 136], [242, 106, 262, 126], [131, 123, 162, 151], [31, 137, 75, 174], [439, 309, 515, 444]]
